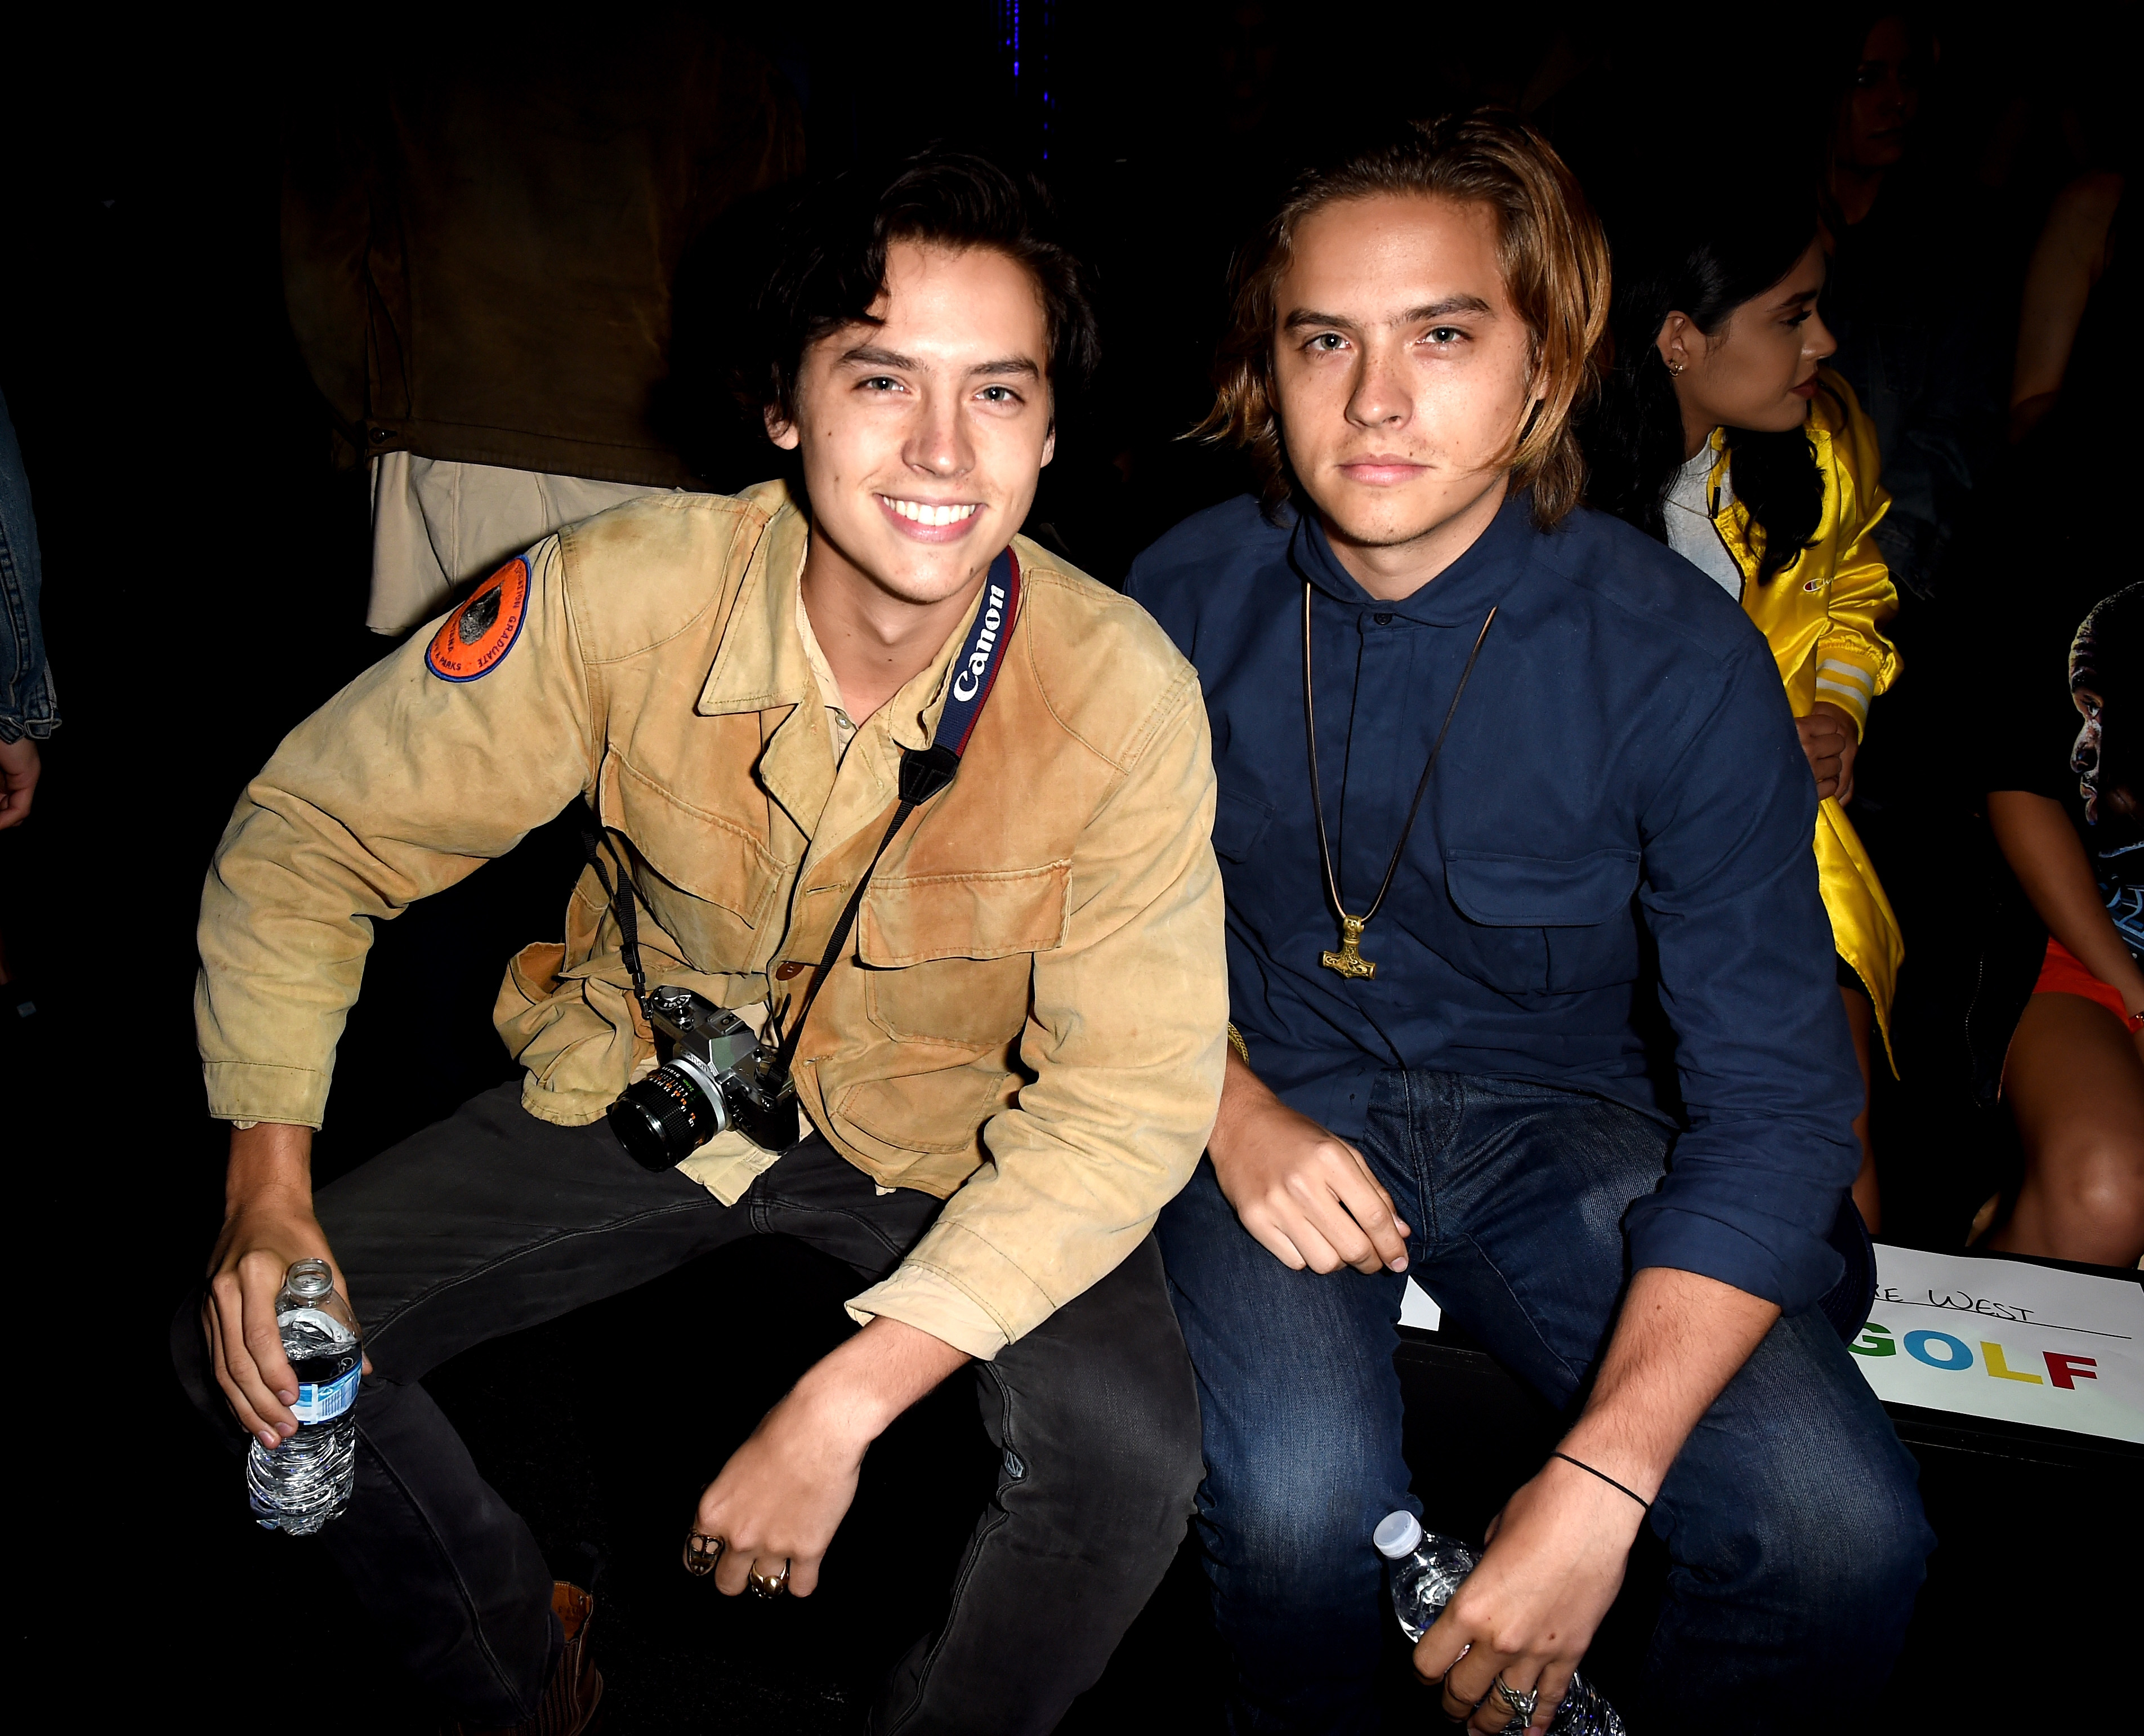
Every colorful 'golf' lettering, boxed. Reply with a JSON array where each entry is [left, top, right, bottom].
[[1852, 1322, 2104, 1398]]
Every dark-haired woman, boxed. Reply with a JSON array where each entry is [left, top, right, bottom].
[[1587, 214, 1902, 1231]]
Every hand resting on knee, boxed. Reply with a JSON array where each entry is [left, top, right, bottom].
[[1207, 1046, 1410, 1275]]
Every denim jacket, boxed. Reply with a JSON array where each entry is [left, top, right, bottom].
[[0, 389, 59, 743]]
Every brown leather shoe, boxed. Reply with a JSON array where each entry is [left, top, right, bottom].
[[446, 1581, 604, 1736]]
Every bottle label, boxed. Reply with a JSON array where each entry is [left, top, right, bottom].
[[280, 1307, 361, 1425], [293, 1363, 361, 1424]]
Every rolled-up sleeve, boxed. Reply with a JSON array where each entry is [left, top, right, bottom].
[[196, 539, 596, 1126], [1625, 640, 1863, 1311], [848, 671, 1229, 1356]]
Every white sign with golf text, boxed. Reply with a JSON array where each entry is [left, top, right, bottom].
[[1850, 1245, 2143, 1443]]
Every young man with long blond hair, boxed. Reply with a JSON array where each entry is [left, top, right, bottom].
[[1127, 113, 1932, 1735]]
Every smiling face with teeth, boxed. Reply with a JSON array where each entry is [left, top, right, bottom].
[[770, 240, 1056, 627]]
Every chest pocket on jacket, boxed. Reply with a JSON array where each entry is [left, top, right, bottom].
[[601, 751, 785, 971], [857, 859, 1071, 1047], [1443, 849, 1642, 995]]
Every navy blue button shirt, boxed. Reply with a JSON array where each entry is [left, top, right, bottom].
[[1127, 492, 1862, 1311]]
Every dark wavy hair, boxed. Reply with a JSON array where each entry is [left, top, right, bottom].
[[1582, 191, 1826, 583], [743, 148, 1098, 427]]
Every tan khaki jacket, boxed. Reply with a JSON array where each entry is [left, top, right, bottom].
[[197, 483, 1227, 1357]]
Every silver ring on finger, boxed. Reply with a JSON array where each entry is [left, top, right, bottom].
[[1491, 1673, 1538, 1730], [682, 1532, 725, 1577]]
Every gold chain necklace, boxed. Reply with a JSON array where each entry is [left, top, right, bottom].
[[1302, 583, 1497, 978]]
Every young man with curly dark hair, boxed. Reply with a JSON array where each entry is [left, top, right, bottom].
[[178, 151, 1223, 1735]]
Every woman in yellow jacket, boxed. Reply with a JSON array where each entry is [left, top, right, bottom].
[[1587, 190, 1902, 1230]]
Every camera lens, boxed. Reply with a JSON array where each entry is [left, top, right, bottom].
[[608, 1062, 723, 1170]]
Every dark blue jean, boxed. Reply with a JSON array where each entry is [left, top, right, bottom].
[[1159, 1069, 1933, 1736], [175, 1085, 1203, 1731]]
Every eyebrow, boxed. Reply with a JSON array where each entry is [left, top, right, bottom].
[[838, 342, 1042, 380], [1282, 294, 1495, 331]]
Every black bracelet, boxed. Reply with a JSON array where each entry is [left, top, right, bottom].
[[1552, 1451, 1651, 1512]]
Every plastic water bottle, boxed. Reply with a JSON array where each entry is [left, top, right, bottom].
[[1374, 1511, 1625, 1735], [245, 1259, 362, 1534]]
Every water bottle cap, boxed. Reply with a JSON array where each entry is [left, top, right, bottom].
[[285, 1259, 333, 1300], [1373, 1510, 1424, 1559]]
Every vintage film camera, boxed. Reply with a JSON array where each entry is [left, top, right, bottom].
[[606, 986, 798, 1168]]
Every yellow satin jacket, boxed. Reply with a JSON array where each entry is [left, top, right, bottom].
[[1704, 368, 1904, 1065]]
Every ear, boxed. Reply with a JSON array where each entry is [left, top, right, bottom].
[[1655, 313, 1696, 373], [763, 402, 800, 450], [1040, 423, 1057, 469]]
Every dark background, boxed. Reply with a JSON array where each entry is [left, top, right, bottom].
[[3, 4, 2138, 1730]]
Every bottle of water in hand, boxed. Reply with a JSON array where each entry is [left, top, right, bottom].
[[245, 1259, 362, 1535], [1374, 1511, 1624, 1735]]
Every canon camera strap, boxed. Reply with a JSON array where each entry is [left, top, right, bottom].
[[767, 546, 1024, 1078], [583, 547, 1025, 1087]]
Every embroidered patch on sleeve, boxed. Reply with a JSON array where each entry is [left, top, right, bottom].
[[426, 555, 531, 681]]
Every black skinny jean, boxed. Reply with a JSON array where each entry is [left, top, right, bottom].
[[175, 1083, 1204, 1731]]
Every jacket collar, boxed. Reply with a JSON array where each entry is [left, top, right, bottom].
[[697, 488, 812, 718], [1286, 486, 1538, 626], [694, 490, 827, 832]]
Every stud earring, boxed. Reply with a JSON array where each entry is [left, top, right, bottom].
[[1665, 359, 1685, 377]]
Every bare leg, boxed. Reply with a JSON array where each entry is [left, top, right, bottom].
[[1994, 993, 2144, 1266], [1842, 987, 1879, 1234]]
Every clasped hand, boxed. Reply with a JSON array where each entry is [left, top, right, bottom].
[[207, 1174, 367, 1440], [1412, 1459, 1644, 1733], [1797, 700, 1859, 805], [1208, 1065, 1409, 1276], [690, 1316, 968, 1599], [690, 1377, 873, 1599]]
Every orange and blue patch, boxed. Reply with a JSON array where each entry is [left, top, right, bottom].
[[426, 555, 530, 681]]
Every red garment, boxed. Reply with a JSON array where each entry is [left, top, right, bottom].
[[2032, 935, 2130, 1022]]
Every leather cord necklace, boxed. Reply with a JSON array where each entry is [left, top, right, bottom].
[[1302, 583, 1496, 979]]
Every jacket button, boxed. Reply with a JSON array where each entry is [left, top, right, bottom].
[[1373, 612, 1393, 626], [774, 961, 806, 979]]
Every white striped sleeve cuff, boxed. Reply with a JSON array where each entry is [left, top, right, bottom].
[[1814, 658, 1875, 730]]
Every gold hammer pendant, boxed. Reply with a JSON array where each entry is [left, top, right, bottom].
[[1320, 913, 1377, 979]]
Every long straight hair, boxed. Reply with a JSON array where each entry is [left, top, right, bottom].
[[1583, 194, 1827, 582]]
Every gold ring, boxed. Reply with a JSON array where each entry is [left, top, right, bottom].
[[682, 1532, 725, 1577], [747, 1561, 791, 1599]]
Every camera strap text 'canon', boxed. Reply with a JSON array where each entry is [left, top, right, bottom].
[[767, 547, 1024, 1077]]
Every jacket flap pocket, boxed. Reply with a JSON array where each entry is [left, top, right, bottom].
[[1445, 849, 1640, 927], [599, 751, 781, 925], [1212, 787, 1275, 863], [859, 860, 1072, 966]]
